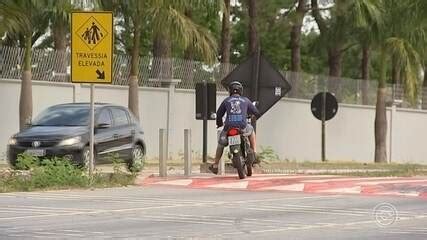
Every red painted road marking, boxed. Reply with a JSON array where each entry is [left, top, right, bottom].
[[139, 174, 427, 199]]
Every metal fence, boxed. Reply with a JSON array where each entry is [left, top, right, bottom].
[[1, 46, 426, 109]]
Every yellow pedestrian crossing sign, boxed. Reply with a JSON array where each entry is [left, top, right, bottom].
[[71, 12, 113, 84]]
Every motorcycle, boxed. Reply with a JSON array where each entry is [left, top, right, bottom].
[[226, 123, 256, 179]]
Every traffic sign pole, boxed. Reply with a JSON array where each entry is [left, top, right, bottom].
[[251, 48, 261, 131], [310, 92, 338, 162], [89, 84, 95, 176], [71, 12, 113, 177], [202, 81, 208, 163], [321, 92, 326, 162]]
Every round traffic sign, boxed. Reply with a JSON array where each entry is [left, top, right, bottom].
[[311, 92, 338, 121]]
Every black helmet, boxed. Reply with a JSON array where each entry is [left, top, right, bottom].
[[228, 81, 243, 95]]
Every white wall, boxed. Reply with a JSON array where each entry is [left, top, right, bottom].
[[1, 78, 427, 164]]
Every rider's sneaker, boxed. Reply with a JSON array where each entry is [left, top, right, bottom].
[[209, 164, 218, 175]]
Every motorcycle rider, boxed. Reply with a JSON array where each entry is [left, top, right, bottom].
[[209, 81, 260, 174]]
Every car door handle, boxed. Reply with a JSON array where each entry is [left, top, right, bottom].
[[131, 130, 136, 135], [113, 134, 119, 139]]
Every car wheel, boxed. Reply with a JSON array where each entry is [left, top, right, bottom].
[[128, 144, 145, 172]]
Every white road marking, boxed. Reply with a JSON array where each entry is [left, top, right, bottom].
[[248, 175, 340, 181], [230, 195, 343, 204], [358, 179, 427, 185], [33, 231, 58, 235], [302, 177, 394, 183], [261, 183, 305, 191], [127, 216, 231, 226], [0, 204, 189, 221], [242, 206, 366, 216], [154, 179, 193, 186], [162, 213, 283, 223], [318, 186, 362, 194], [387, 231, 427, 235], [208, 181, 249, 189], [2, 205, 100, 212], [219, 214, 427, 235], [1, 193, 221, 204], [373, 191, 421, 197]]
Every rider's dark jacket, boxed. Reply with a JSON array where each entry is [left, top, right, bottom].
[[216, 94, 260, 130]]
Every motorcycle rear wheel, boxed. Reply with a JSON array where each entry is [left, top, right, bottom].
[[232, 153, 246, 179]]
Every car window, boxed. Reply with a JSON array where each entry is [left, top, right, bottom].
[[97, 109, 112, 125], [111, 108, 129, 127], [32, 106, 89, 126]]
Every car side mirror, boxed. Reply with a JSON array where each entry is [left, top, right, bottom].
[[96, 122, 111, 129]]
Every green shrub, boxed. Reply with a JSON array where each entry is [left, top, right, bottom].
[[15, 153, 40, 170], [31, 157, 88, 188], [258, 146, 280, 163], [1, 155, 136, 192]]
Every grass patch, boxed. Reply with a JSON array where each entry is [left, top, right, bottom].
[[0, 154, 136, 193], [258, 160, 427, 177]]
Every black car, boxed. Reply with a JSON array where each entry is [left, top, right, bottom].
[[7, 103, 146, 171]]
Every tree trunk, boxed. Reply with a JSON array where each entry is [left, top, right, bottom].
[[361, 46, 370, 105], [289, 0, 306, 97], [183, 9, 195, 85], [19, 35, 33, 130], [220, 0, 231, 78], [247, 0, 258, 55], [52, 21, 68, 81], [152, 32, 172, 81], [375, 87, 388, 163], [374, 55, 388, 163], [128, 19, 141, 120], [53, 20, 67, 51], [327, 47, 342, 96], [422, 68, 427, 110]]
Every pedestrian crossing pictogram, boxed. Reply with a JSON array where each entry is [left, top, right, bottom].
[[76, 16, 108, 50]]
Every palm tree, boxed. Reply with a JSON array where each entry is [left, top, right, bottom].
[[247, 0, 258, 55], [220, 0, 231, 67], [422, 66, 427, 109], [311, 0, 381, 96], [0, 0, 47, 130], [47, 0, 73, 51], [289, 0, 307, 97], [111, 0, 218, 120], [111, 0, 144, 120], [351, 0, 383, 105], [373, 0, 426, 162], [421, 66, 427, 110]]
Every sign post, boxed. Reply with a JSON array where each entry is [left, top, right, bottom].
[[195, 82, 216, 164], [71, 12, 113, 176], [310, 92, 338, 162]]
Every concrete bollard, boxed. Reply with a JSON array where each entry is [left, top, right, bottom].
[[184, 129, 192, 176], [159, 128, 167, 177]]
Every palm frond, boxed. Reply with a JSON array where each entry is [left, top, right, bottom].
[[150, 3, 218, 63], [385, 37, 422, 102]]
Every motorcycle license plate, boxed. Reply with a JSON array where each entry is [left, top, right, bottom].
[[228, 135, 241, 146]]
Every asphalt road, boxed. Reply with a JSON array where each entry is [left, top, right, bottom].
[[0, 186, 426, 239]]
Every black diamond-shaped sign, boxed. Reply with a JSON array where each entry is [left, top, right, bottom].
[[76, 16, 108, 50], [221, 52, 291, 117]]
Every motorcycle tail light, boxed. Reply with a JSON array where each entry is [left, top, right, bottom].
[[228, 128, 239, 136]]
